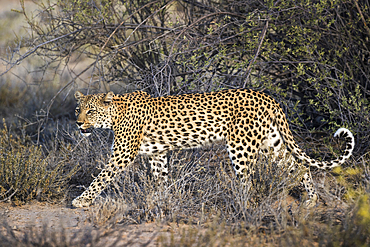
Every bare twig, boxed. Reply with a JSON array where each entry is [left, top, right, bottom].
[[91, 0, 171, 93], [0, 187, 18, 202], [243, 20, 268, 88], [354, 0, 370, 37], [0, 30, 82, 77]]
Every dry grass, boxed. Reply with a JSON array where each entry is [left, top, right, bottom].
[[0, 218, 124, 247]]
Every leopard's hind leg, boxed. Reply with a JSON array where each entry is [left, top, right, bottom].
[[148, 154, 169, 183]]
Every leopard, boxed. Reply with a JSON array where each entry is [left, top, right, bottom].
[[71, 88, 355, 208]]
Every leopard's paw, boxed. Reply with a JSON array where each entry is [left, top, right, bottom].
[[303, 194, 318, 209], [72, 196, 92, 208]]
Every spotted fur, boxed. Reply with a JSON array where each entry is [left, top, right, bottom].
[[72, 89, 354, 208]]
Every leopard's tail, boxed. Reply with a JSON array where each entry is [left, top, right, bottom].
[[275, 108, 354, 169], [287, 127, 354, 169]]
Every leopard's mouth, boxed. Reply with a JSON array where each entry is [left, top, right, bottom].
[[79, 128, 93, 137]]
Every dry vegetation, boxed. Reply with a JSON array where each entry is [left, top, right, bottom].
[[1, 0, 370, 246]]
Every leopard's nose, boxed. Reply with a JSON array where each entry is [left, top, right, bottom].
[[76, 121, 83, 127]]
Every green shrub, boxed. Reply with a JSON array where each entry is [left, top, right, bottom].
[[0, 122, 78, 204]]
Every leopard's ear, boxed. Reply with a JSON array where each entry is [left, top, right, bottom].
[[75, 91, 85, 101], [103, 91, 114, 104]]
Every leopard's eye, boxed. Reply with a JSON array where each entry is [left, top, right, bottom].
[[75, 107, 80, 114], [86, 109, 95, 115]]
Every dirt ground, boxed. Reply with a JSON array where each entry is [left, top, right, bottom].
[[0, 202, 177, 246]]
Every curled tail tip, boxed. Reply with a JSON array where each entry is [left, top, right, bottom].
[[334, 127, 354, 140], [334, 127, 355, 161]]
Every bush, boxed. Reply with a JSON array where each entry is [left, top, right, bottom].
[[0, 121, 78, 204]]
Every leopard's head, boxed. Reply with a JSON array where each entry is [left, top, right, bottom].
[[74, 91, 114, 137]]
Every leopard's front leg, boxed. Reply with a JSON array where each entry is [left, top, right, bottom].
[[72, 131, 144, 206], [72, 167, 117, 207]]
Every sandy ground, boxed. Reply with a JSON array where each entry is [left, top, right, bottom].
[[1, 202, 88, 230], [0, 202, 176, 246]]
